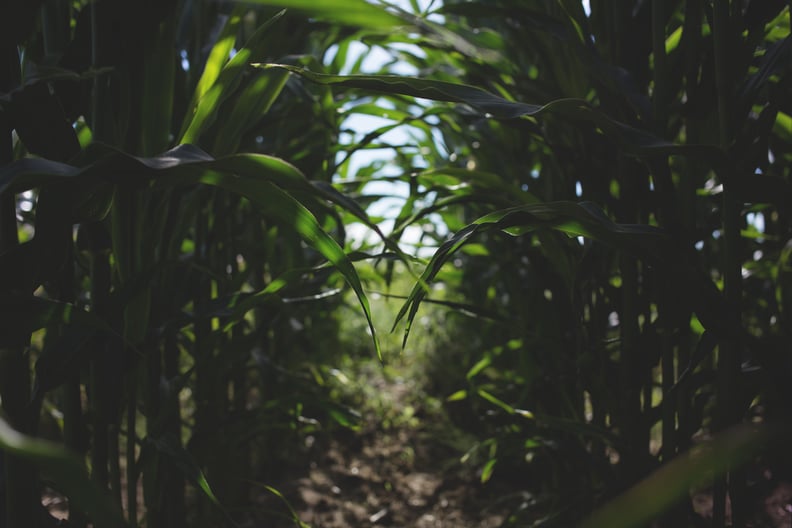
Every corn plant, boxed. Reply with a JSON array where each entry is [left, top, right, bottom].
[[3, 0, 792, 526], [0, 1, 404, 527], [273, 0, 792, 525]]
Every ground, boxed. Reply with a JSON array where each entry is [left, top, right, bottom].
[[242, 356, 792, 528], [255, 426, 509, 527], [247, 359, 523, 528], [41, 356, 792, 527]]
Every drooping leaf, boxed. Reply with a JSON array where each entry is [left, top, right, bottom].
[[392, 201, 734, 348], [258, 64, 725, 161], [188, 175, 380, 358], [0, 143, 382, 357], [146, 435, 239, 527], [259, 63, 545, 118], [232, 0, 405, 30], [372, 291, 509, 322], [251, 483, 311, 528]]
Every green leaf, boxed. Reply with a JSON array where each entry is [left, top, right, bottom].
[[147, 435, 239, 527], [185, 10, 243, 122], [259, 63, 544, 118], [6, 81, 80, 161], [140, 16, 176, 155], [259, 64, 725, 161], [393, 200, 735, 348], [580, 425, 770, 528], [180, 10, 286, 145], [466, 356, 491, 380], [0, 416, 126, 527], [392, 222, 479, 348], [212, 68, 290, 155], [446, 389, 468, 402], [0, 144, 382, 358], [460, 243, 489, 256], [251, 483, 311, 528], [480, 458, 497, 483], [234, 0, 405, 29], [327, 406, 363, 430], [373, 291, 509, 322], [194, 176, 380, 358], [738, 35, 792, 109], [476, 388, 514, 414]]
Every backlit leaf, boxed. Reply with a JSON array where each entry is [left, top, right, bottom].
[[235, 0, 405, 29]]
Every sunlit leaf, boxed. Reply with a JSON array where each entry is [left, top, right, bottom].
[[234, 0, 405, 29], [446, 389, 468, 402], [480, 458, 497, 483], [180, 10, 286, 144], [476, 388, 514, 414], [466, 356, 491, 380]]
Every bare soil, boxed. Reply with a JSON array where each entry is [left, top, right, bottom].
[[245, 365, 522, 528], [249, 428, 511, 528]]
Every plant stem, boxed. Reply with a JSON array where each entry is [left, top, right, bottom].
[[194, 198, 218, 527], [712, 1, 746, 525], [163, 330, 186, 528], [0, 42, 38, 528], [126, 378, 138, 528], [652, 5, 681, 514]]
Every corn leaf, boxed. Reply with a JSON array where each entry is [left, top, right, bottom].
[[234, 0, 405, 29], [0, 144, 382, 358], [581, 425, 770, 528], [259, 64, 725, 162], [0, 416, 126, 527]]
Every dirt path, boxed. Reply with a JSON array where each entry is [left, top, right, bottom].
[[243, 358, 792, 528], [247, 363, 517, 528], [267, 429, 504, 527]]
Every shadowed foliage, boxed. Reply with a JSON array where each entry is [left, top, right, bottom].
[[0, 1, 791, 527]]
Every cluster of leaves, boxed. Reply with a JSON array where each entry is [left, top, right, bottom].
[[2, 0, 792, 527], [0, 1, 405, 527], [268, 1, 792, 526]]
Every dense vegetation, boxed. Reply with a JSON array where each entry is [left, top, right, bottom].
[[0, 0, 791, 526]]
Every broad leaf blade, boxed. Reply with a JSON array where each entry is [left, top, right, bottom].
[[181, 10, 286, 145], [260, 64, 725, 161], [235, 0, 405, 29], [0, 144, 382, 358]]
